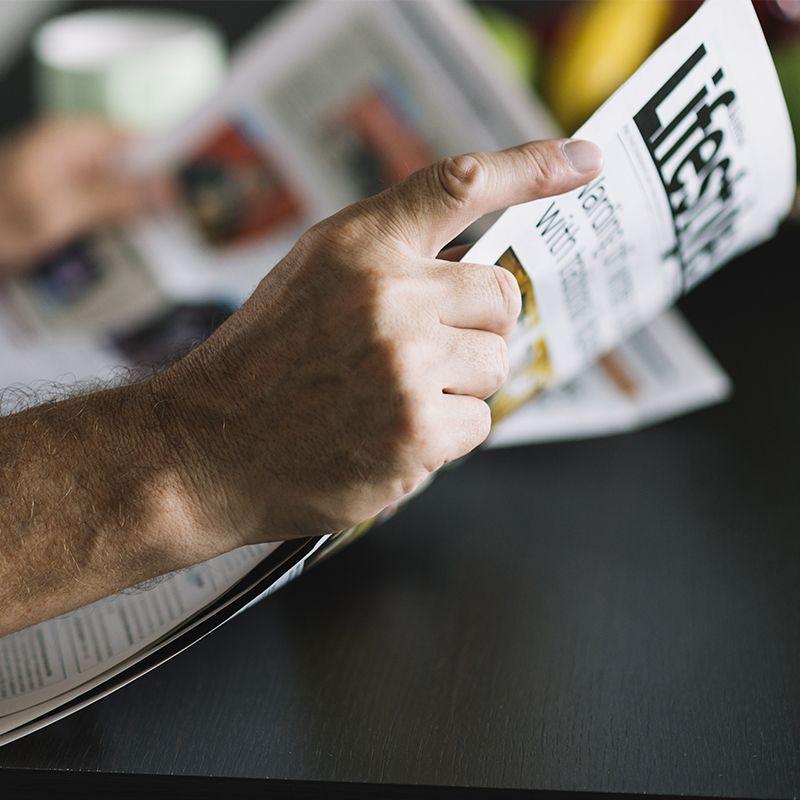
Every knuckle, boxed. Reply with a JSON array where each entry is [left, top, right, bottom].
[[324, 216, 361, 247], [372, 269, 438, 337], [394, 391, 434, 451], [294, 220, 341, 260], [525, 144, 561, 192], [468, 401, 492, 445], [378, 372, 419, 454], [380, 336, 416, 389], [334, 214, 370, 246], [306, 206, 371, 250], [377, 337, 441, 456], [407, 405, 433, 447], [371, 272, 414, 324], [434, 153, 487, 207], [493, 265, 522, 327], [293, 226, 322, 256], [487, 335, 510, 389]]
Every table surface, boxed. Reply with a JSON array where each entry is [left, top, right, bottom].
[[1, 227, 799, 797]]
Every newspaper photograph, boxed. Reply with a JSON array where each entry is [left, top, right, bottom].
[[489, 308, 730, 447]]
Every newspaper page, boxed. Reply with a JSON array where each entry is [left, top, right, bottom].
[[0, 537, 329, 745], [489, 308, 730, 447], [479, 0, 794, 419], [122, 0, 560, 303], [0, 545, 275, 718]]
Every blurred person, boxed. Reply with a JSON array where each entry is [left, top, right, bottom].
[[0, 118, 169, 272], [0, 134, 603, 636]]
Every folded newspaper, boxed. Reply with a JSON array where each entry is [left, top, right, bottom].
[[0, 0, 793, 745]]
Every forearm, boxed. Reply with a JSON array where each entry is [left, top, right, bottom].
[[0, 380, 226, 636]]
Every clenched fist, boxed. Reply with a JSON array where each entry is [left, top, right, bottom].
[[154, 138, 603, 550]]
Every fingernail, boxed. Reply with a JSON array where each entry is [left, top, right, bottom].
[[561, 139, 603, 174]]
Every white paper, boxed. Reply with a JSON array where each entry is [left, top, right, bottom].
[[0, 544, 275, 718], [489, 309, 730, 447], [473, 0, 794, 417]]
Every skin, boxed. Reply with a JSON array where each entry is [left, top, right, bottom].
[[0, 118, 170, 271], [0, 133, 602, 636]]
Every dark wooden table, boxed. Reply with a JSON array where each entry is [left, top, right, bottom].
[[1, 229, 799, 798]]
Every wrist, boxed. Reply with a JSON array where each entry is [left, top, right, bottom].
[[143, 344, 277, 554], [134, 372, 247, 567]]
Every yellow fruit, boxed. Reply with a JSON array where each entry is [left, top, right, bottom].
[[547, 0, 672, 131]]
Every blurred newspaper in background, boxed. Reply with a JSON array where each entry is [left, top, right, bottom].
[[0, 0, 793, 744]]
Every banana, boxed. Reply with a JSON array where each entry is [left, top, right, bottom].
[[546, 0, 672, 131]]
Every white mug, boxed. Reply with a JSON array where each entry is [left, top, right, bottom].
[[34, 9, 227, 133]]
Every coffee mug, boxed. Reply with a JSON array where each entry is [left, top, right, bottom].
[[34, 9, 227, 133]]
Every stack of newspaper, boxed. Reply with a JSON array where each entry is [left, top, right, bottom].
[[0, 0, 794, 745]]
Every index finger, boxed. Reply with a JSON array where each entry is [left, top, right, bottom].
[[367, 138, 603, 257]]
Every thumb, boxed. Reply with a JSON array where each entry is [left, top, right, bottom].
[[369, 138, 602, 257]]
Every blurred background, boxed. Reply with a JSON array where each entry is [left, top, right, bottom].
[[0, 0, 799, 417], [1, 0, 799, 138]]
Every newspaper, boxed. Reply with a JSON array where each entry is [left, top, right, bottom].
[[0, 0, 793, 745], [489, 308, 730, 447], [477, 0, 794, 417]]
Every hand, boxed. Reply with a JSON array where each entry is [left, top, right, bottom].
[[153, 138, 603, 549], [0, 118, 171, 273]]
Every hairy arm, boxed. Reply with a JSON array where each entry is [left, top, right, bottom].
[[0, 381, 231, 637]]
